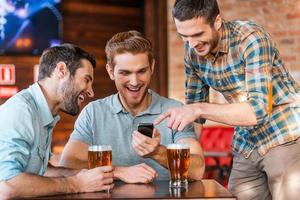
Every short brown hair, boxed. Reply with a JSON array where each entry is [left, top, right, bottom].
[[105, 30, 153, 68], [38, 43, 96, 81], [173, 0, 220, 26]]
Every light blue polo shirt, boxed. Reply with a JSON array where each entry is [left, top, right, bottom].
[[70, 90, 196, 180], [0, 83, 60, 181]]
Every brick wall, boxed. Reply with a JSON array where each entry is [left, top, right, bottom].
[[168, 0, 300, 103]]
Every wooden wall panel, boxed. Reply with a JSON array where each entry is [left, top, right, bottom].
[[53, 0, 145, 150], [0, 0, 167, 152], [144, 0, 168, 96]]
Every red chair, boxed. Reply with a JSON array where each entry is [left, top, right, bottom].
[[200, 126, 234, 187]]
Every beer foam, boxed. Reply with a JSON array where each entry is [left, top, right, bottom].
[[167, 143, 189, 149], [88, 145, 112, 151]]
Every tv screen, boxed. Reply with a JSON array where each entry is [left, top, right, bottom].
[[0, 0, 62, 55]]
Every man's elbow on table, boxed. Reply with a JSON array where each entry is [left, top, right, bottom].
[[198, 162, 206, 180], [192, 155, 205, 181]]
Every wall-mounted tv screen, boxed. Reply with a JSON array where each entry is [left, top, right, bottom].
[[0, 0, 62, 55]]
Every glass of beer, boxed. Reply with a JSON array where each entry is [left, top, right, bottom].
[[167, 143, 190, 188], [88, 145, 112, 169]]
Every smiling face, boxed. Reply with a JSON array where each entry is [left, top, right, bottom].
[[106, 52, 154, 111], [60, 59, 94, 116], [174, 16, 222, 56]]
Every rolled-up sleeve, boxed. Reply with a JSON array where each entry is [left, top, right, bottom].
[[70, 105, 93, 144], [174, 123, 196, 142], [241, 31, 273, 125]]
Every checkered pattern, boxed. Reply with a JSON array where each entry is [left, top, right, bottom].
[[184, 20, 300, 158]]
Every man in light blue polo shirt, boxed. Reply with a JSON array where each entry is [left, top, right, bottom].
[[0, 44, 113, 199], [60, 31, 205, 183]]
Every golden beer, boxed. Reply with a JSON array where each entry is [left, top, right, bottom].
[[88, 145, 112, 169], [167, 144, 190, 188]]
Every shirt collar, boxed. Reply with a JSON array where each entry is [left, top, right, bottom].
[[111, 89, 162, 115], [28, 83, 60, 127], [218, 20, 230, 54], [203, 20, 230, 61], [112, 93, 124, 114]]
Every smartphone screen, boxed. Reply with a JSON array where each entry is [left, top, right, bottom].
[[138, 123, 154, 138]]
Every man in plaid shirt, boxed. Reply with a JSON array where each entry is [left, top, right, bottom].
[[155, 0, 300, 199]]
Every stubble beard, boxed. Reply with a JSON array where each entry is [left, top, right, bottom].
[[60, 80, 80, 116]]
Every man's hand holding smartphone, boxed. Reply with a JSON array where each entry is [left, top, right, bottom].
[[138, 123, 154, 138], [132, 123, 161, 157]]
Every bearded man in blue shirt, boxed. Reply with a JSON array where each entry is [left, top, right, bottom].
[[0, 44, 113, 198]]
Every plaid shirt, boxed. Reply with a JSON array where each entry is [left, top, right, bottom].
[[184, 20, 300, 158]]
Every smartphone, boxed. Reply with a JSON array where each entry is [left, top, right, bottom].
[[138, 123, 154, 138]]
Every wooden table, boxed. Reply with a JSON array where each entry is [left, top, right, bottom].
[[33, 180, 236, 199]]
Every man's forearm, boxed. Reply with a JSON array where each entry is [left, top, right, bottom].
[[150, 145, 168, 168], [0, 173, 77, 199], [197, 102, 257, 126], [59, 157, 88, 170], [45, 165, 79, 177], [188, 154, 205, 180]]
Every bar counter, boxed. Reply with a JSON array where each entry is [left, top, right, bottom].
[[29, 179, 236, 199]]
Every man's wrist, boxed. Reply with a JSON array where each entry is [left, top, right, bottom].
[[61, 168, 80, 177], [64, 176, 78, 193], [150, 145, 168, 165], [113, 166, 125, 180], [195, 103, 204, 119], [45, 166, 80, 178]]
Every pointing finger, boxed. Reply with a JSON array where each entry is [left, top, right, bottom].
[[154, 111, 171, 125]]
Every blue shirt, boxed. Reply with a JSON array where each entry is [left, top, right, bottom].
[[70, 90, 196, 180], [0, 83, 60, 181]]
